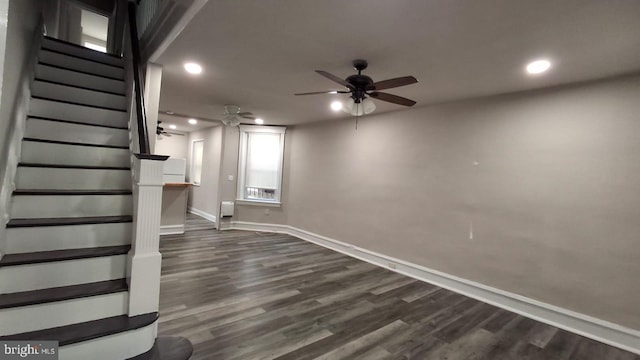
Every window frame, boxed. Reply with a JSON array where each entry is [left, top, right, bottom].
[[190, 139, 204, 186], [237, 125, 286, 206]]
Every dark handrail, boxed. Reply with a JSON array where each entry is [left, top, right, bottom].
[[127, 1, 150, 155]]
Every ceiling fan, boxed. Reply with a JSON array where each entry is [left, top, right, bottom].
[[295, 59, 418, 115], [220, 104, 256, 126], [156, 121, 185, 137]]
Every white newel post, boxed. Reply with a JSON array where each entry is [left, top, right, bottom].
[[128, 155, 168, 316]]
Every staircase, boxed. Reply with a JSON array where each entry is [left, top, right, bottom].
[[0, 37, 159, 359]]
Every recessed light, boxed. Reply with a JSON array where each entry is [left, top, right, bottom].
[[330, 101, 342, 111], [169, 124, 177, 129], [255, 118, 264, 124], [188, 118, 198, 125], [165, 111, 174, 115], [526, 59, 551, 75], [184, 62, 202, 75]]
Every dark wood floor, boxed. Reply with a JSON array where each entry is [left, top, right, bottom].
[[158, 214, 639, 360]]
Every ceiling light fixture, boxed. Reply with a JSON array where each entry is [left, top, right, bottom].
[[342, 98, 376, 116], [169, 124, 177, 129], [330, 101, 342, 111], [255, 118, 264, 124], [188, 118, 198, 125], [526, 59, 551, 75], [184, 62, 202, 75]]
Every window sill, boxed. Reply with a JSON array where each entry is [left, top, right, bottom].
[[235, 199, 281, 208]]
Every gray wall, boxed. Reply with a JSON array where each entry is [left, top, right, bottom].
[[254, 75, 640, 331], [0, 0, 42, 187], [0, 0, 44, 257], [155, 133, 188, 160], [187, 126, 222, 218]]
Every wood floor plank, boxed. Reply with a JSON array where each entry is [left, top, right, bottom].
[[157, 214, 640, 360]]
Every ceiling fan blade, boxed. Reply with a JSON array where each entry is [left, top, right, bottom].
[[294, 90, 350, 96], [369, 92, 417, 106], [238, 112, 253, 116], [371, 76, 418, 91], [315, 70, 353, 88], [166, 131, 185, 136], [241, 115, 256, 120]]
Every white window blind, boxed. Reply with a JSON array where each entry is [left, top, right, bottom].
[[238, 125, 286, 203], [246, 133, 279, 189]]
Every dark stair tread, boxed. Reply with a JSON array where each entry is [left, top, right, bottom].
[[33, 78, 126, 96], [7, 215, 132, 228], [27, 116, 129, 130], [38, 61, 126, 82], [31, 96, 127, 112], [0, 279, 127, 309], [43, 36, 124, 61], [128, 336, 193, 360], [13, 189, 132, 196], [0, 245, 131, 267], [0, 312, 158, 346], [22, 137, 129, 149], [18, 163, 130, 170]]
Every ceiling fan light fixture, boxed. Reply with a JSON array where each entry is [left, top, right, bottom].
[[342, 97, 376, 116]]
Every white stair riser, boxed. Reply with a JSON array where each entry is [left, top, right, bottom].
[[0, 255, 127, 293], [5, 223, 132, 253], [25, 118, 129, 147], [35, 64, 125, 94], [11, 194, 132, 218], [60, 322, 157, 360], [31, 81, 127, 110], [41, 38, 124, 67], [21, 141, 130, 167], [0, 292, 128, 336], [15, 166, 131, 191], [30, 98, 128, 127], [38, 50, 124, 80]]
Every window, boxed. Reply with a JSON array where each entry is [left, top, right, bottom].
[[237, 125, 286, 204], [191, 140, 204, 185], [80, 9, 108, 53]]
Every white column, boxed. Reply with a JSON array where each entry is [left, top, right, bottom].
[[127, 155, 166, 316]]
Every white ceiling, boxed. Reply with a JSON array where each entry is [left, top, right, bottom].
[[156, 0, 640, 128], [157, 111, 220, 134]]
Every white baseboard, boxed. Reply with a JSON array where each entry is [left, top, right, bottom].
[[187, 207, 217, 223], [224, 220, 640, 355], [160, 224, 184, 235]]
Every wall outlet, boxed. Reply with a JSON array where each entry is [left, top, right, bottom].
[[227, 175, 234, 181], [388, 262, 397, 269]]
